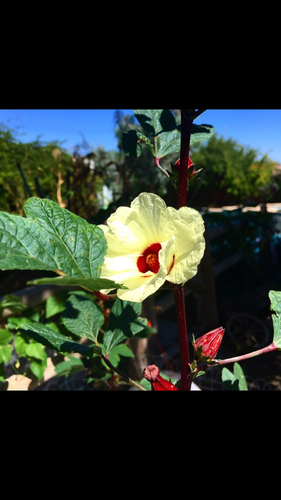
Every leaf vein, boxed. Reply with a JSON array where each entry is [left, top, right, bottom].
[[38, 202, 87, 277]]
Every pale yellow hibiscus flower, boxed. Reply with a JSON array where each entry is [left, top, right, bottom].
[[98, 192, 205, 302]]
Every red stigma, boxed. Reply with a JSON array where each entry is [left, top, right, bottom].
[[137, 243, 161, 274]]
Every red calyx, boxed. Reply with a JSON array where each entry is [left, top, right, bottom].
[[174, 156, 195, 176], [174, 156, 196, 178], [194, 327, 225, 359], [143, 364, 179, 391]]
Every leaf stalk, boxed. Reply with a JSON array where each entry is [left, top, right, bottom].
[[215, 342, 277, 366], [102, 355, 147, 391]]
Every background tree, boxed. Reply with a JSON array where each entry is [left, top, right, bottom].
[[91, 111, 174, 223], [189, 133, 277, 206], [0, 125, 73, 214]]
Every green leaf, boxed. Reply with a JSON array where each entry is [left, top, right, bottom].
[[139, 377, 152, 390], [122, 129, 154, 158], [0, 294, 27, 314], [134, 109, 177, 136], [133, 109, 181, 159], [131, 110, 214, 160], [222, 362, 248, 391], [45, 292, 69, 319], [0, 197, 107, 278], [233, 362, 248, 391], [269, 290, 281, 315], [7, 316, 33, 330], [0, 344, 13, 364], [112, 344, 135, 357], [190, 123, 214, 145], [0, 329, 13, 345], [14, 334, 29, 356], [0, 364, 6, 383], [108, 344, 134, 367], [54, 355, 84, 377], [25, 342, 47, 361], [103, 299, 147, 354], [18, 323, 101, 357], [157, 130, 181, 158], [61, 295, 105, 342], [24, 308, 40, 322], [221, 367, 239, 390], [27, 276, 127, 292], [269, 290, 281, 349], [29, 360, 46, 380]]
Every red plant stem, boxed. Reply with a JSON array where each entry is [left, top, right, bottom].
[[92, 290, 117, 301], [174, 286, 192, 390], [174, 110, 194, 391], [216, 342, 277, 366], [177, 111, 193, 209]]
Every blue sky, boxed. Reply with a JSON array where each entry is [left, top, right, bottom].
[[1, 109, 281, 163]]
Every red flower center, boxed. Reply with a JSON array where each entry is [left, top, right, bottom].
[[137, 243, 161, 274]]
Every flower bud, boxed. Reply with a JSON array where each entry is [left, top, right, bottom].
[[143, 364, 179, 391], [174, 157, 195, 176], [194, 327, 225, 359]]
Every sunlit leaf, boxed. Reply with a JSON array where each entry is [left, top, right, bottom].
[[0, 197, 107, 278]]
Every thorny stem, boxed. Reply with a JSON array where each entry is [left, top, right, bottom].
[[174, 110, 196, 390]]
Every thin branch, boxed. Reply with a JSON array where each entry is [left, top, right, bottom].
[[92, 291, 118, 301], [154, 157, 170, 178], [102, 355, 147, 391], [215, 342, 277, 366]]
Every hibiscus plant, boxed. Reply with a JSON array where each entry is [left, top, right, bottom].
[[0, 109, 280, 391]]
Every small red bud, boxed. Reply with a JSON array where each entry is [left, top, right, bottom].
[[143, 365, 179, 391], [194, 327, 225, 359], [174, 156, 194, 174]]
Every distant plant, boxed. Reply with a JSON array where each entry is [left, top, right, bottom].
[[0, 124, 76, 213], [189, 133, 276, 206]]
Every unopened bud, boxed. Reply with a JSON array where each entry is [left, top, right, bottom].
[[143, 364, 179, 391], [174, 156, 195, 176], [194, 327, 225, 359]]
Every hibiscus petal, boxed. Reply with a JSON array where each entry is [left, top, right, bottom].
[[164, 206, 205, 284], [167, 236, 205, 284], [97, 193, 206, 301], [130, 192, 170, 242], [117, 269, 166, 302]]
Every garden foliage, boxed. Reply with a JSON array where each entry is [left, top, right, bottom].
[[0, 109, 280, 390]]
